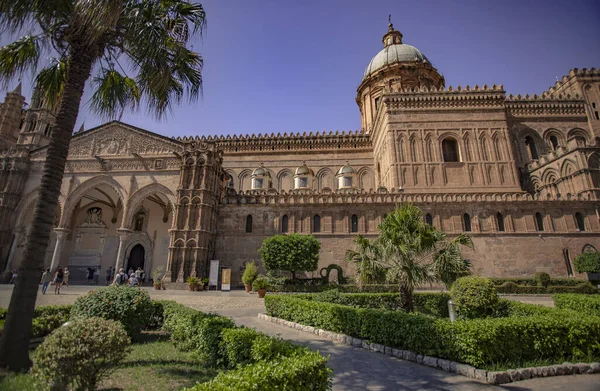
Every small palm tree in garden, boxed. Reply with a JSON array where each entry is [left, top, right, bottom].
[[347, 204, 473, 312], [344, 234, 384, 287], [0, 0, 206, 370]]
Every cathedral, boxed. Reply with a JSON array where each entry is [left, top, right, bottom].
[[0, 21, 599, 285]]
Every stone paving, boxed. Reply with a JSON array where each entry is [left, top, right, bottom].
[[0, 284, 598, 390]]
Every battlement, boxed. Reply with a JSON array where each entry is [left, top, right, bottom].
[[545, 67, 600, 95], [176, 129, 371, 153], [506, 95, 586, 117], [221, 187, 597, 205], [384, 84, 506, 110]]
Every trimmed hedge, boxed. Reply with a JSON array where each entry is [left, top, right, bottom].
[[265, 294, 600, 367], [0, 305, 73, 339], [553, 294, 600, 317], [271, 284, 400, 293], [185, 352, 331, 391], [496, 281, 598, 294], [490, 277, 589, 287]]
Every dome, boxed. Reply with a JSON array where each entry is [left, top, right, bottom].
[[363, 44, 429, 80], [252, 164, 270, 177], [295, 162, 314, 176], [336, 162, 356, 176]]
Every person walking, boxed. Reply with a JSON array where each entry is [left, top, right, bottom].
[[128, 267, 134, 277], [40, 269, 51, 295], [93, 267, 100, 285], [62, 267, 70, 287], [87, 267, 94, 285], [54, 268, 64, 294], [9, 269, 17, 284], [135, 267, 144, 286], [105, 267, 113, 285], [114, 268, 128, 285]]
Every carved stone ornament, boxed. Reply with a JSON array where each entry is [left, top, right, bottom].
[[81, 207, 105, 228]]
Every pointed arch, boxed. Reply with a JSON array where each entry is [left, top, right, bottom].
[[409, 134, 417, 161], [541, 168, 560, 185], [238, 169, 252, 192], [543, 128, 564, 151], [316, 167, 335, 191], [560, 159, 577, 177], [277, 169, 293, 192], [462, 132, 473, 161], [479, 133, 490, 161], [425, 134, 434, 162], [491, 132, 504, 160], [567, 128, 590, 146], [588, 153, 600, 169], [124, 183, 176, 229], [357, 167, 374, 191]]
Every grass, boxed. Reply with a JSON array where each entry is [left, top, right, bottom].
[[0, 332, 219, 391]]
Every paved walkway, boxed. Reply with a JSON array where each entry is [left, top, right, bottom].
[[0, 285, 598, 390]]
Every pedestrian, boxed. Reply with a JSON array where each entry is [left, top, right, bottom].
[[62, 267, 70, 287], [87, 267, 94, 284], [94, 267, 100, 285], [135, 267, 144, 286], [40, 268, 51, 295], [128, 267, 134, 277], [105, 267, 113, 285], [54, 267, 64, 294], [9, 269, 17, 284], [128, 272, 139, 287], [114, 268, 128, 285]]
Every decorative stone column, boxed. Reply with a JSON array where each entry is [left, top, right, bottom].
[[114, 228, 132, 272], [49, 228, 70, 272]]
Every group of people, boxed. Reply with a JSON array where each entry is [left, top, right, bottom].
[[35, 265, 145, 294], [39, 267, 70, 295], [112, 267, 146, 287]]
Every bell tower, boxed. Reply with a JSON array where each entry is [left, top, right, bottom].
[[0, 83, 25, 149]]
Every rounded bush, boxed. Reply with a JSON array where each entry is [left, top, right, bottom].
[[71, 286, 153, 338], [450, 276, 499, 319], [252, 275, 269, 291], [32, 317, 130, 391], [534, 272, 551, 287]]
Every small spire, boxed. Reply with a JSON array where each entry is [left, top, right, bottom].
[[388, 14, 394, 32], [383, 15, 402, 47], [11, 81, 22, 95], [76, 122, 85, 133]]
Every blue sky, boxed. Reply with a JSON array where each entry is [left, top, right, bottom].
[[3, 0, 600, 137]]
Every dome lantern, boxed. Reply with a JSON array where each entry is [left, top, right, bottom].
[[294, 161, 314, 189], [382, 15, 403, 48], [251, 163, 272, 189], [336, 161, 357, 189]]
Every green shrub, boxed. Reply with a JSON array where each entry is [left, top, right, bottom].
[[187, 351, 332, 391], [252, 275, 269, 291], [553, 294, 600, 317], [220, 328, 262, 368], [32, 317, 130, 391], [33, 305, 73, 318], [146, 300, 166, 330], [534, 272, 551, 287], [250, 334, 303, 362], [573, 252, 600, 273], [161, 301, 207, 351], [265, 294, 600, 368], [193, 315, 236, 366], [259, 233, 320, 278], [242, 261, 259, 285], [450, 276, 499, 319], [494, 299, 559, 317], [71, 286, 153, 339], [496, 281, 519, 294], [0, 305, 73, 339], [549, 282, 598, 294]]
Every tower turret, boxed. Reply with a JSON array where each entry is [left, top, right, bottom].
[[0, 83, 26, 148]]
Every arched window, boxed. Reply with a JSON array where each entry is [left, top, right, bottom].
[[134, 210, 146, 231], [549, 135, 559, 151], [442, 138, 460, 162], [351, 214, 358, 232], [575, 213, 586, 231], [525, 136, 539, 160], [535, 212, 544, 231], [281, 215, 289, 233], [425, 213, 433, 226], [245, 215, 253, 233], [496, 213, 505, 232], [463, 213, 471, 232], [313, 215, 321, 233]]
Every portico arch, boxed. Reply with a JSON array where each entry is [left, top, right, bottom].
[[122, 183, 176, 229], [123, 231, 154, 273]]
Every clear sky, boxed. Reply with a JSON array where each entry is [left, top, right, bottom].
[[3, 0, 600, 138]]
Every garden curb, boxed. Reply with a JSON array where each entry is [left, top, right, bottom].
[[257, 313, 600, 385]]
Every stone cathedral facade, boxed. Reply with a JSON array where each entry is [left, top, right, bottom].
[[1, 22, 599, 284]]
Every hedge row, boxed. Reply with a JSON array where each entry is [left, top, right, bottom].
[[264, 295, 600, 368], [271, 284, 399, 293], [490, 277, 589, 287], [0, 305, 73, 339], [553, 294, 600, 317], [159, 301, 332, 389], [495, 281, 598, 294]]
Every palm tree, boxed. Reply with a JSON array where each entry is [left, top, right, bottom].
[[431, 234, 473, 289], [354, 204, 472, 312], [344, 235, 384, 287], [0, 0, 206, 370]]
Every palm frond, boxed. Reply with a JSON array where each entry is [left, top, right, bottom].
[[0, 35, 41, 86], [90, 67, 141, 119], [34, 58, 68, 110]]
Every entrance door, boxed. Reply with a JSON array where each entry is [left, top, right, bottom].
[[128, 244, 145, 271]]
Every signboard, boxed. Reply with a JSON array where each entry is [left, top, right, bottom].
[[221, 268, 231, 291], [209, 260, 219, 287]]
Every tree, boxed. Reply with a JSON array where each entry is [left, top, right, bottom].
[[344, 234, 385, 287], [0, 0, 206, 370], [258, 234, 320, 279], [347, 204, 473, 312]]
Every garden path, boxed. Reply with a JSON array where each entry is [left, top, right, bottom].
[[0, 285, 597, 391]]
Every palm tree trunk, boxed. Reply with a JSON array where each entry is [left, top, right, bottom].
[[399, 285, 414, 312], [0, 45, 97, 371]]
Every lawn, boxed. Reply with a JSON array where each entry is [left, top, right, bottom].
[[0, 332, 218, 391]]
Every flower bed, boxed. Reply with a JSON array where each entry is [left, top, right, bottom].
[[264, 293, 600, 368]]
